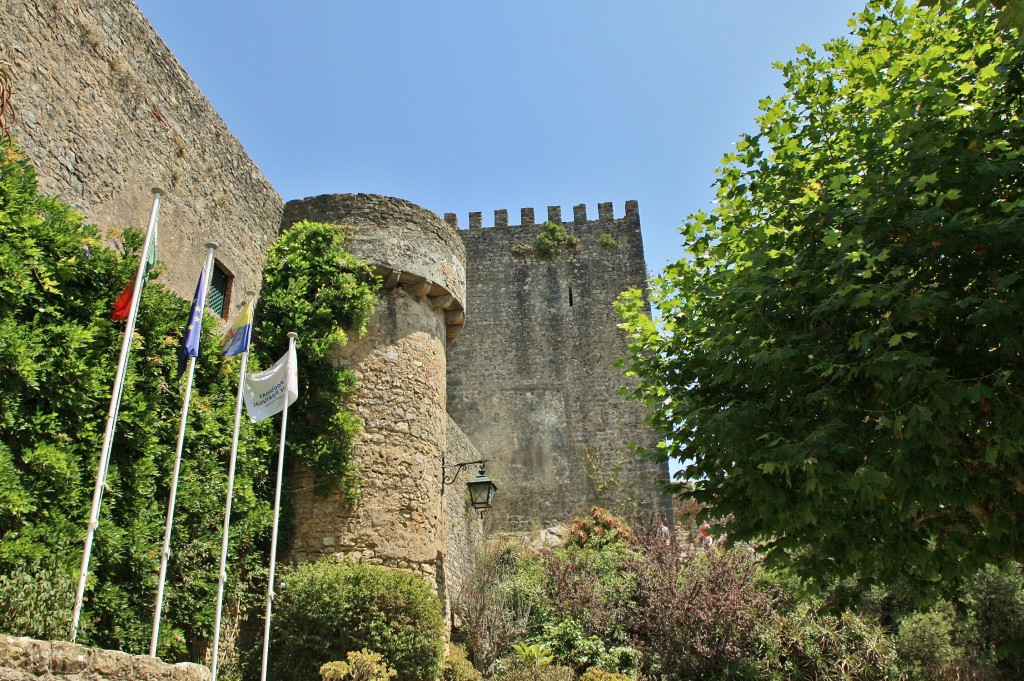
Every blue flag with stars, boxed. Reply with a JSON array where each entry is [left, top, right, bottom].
[[178, 267, 207, 378]]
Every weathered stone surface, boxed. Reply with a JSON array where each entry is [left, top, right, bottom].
[[447, 202, 673, 530], [282, 194, 466, 314], [0, 638, 48, 677], [88, 648, 131, 680], [49, 642, 88, 675], [130, 656, 173, 681], [0, 638, 206, 681], [0, 0, 283, 306]]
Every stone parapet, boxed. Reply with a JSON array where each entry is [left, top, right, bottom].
[[446, 201, 640, 231], [0, 636, 207, 681], [282, 194, 466, 347]]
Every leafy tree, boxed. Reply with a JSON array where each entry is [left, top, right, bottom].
[[618, 0, 1024, 593]]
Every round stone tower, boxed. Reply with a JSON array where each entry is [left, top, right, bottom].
[[280, 193, 466, 585]]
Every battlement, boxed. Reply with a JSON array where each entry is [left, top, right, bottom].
[[444, 200, 639, 230]]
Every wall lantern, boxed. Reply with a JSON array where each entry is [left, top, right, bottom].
[[442, 458, 497, 517]]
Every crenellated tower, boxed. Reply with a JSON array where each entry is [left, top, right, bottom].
[[445, 201, 672, 531]]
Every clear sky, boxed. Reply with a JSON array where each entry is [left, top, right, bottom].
[[134, 1, 866, 274]]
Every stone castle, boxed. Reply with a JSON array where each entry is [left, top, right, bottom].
[[1, 0, 670, 612]]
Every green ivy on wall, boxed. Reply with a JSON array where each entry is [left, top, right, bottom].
[[0, 137, 276, 657], [255, 220, 380, 505]]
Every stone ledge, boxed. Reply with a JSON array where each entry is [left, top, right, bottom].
[[0, 636, 207, 681]]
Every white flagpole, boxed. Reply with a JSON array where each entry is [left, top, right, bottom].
[[260, 332, 297, 681], [150, 242, 219, 657], [72, 187, 163, 643], [211, 290, 257, 681]]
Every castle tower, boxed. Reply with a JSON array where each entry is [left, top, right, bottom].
[[281, 194, 467, 586], [445, 201, 672, 530]]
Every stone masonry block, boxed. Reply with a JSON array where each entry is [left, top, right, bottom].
[[49, 641, 89, 675], [89, 648, 132, 681], [130, 655, 173, 681], [0, 637, 49, 676]]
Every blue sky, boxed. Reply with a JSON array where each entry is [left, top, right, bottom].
[[134, 1, 866, 274]]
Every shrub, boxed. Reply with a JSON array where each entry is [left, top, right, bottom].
[[895, 603, 964, 681], [257, 220, 379, 503], [534, 222, 579, 260], [511, 242, 533, 258], [0, 559, 76, 639], [579, 669, 631, 681], [510, 641, 554, 666], [626, 547, 776, 680], [270, 559, 445, 681], [492, 662, 576, 681], [0, 135, 275, 657], [320, 649, 397, 681], [441, 645, 483, 681], [963, 562, 1024, 675], [759, 603, 899, 681], [457, 544, 549, 674], [596, 234, 619, 250]]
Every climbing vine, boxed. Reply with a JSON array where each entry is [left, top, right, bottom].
[[255, 220, 380, 504]]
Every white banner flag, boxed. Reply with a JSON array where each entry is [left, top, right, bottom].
[[243, 344, 298, 422]]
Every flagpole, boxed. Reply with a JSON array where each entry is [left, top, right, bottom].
[[72, 187, 163, 643], [211, 290, 257, 681], [150, 242, 218, 657], [260, 332, 297, 681]]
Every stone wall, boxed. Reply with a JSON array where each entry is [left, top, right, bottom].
[[0, 0, 283, 303], [0, 636, 206, 681], [445, 202, 673, 530], [441, 416, 487, 625]]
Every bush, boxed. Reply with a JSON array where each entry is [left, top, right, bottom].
[[964, 562, 1024, 675], [579, 670, 631, 681], [320, 649, 397, 681], [534, 222, 579, 260], [627, 547, 776, 680], [441, 645, 483, 681], [457, 544, 549, 674], [257, 220, 379, 503], [895, 603, 964, 681], [492, 662, 576, 681], [269, 559, 445, 681], [511, 242, 533, 258], [0, 559, 76, 639], [759, 603, 899, 681], [0, 135, 275, 658]]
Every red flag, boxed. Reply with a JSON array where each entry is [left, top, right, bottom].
[[111, 280, 134, 321]]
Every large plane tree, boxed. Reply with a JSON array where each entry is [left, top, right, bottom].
[[619, 0, 1024, 593]]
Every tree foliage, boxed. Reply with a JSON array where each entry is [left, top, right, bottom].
[[0, 137, 275, 655], [618, 0, 1024, 592]]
